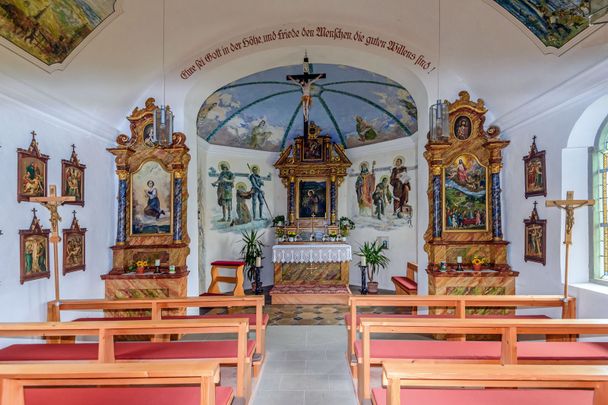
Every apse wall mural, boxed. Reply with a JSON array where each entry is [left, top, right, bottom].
[[0, 0, 117, 66], [197, 64, 418, 152], [493, 0, 591, 49]]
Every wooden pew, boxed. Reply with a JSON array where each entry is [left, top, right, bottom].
[[347, 294, 576, 366], [357, 317, 608, 401], [0, 361, 232, 405], [375, 362, 608, 405], [0, 319, 252, 402], [47, 295, 267, 373]]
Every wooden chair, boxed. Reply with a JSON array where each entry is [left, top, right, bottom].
[[0, 361, 230, 405], [390, 262, 417, 297], [207, 261, 246, 297], [0, 319, 252, 402], [376, 362, 608, 405]]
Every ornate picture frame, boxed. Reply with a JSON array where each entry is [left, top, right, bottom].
[[296, 178, 329, 219], [524, 201, 546, 265], [19, 209, 50, 284], [129, 159, 174, 236], [63, 211, 86, 274], [61, 145, 86, 206], [523, 136, 547, 198], [17, 131, 48, 203]]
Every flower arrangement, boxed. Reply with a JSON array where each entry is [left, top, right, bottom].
[[338, 217, 355, 236], [136, 260, 148, 268], [471, 256, 488, 270], [287, 231, 297, 237]]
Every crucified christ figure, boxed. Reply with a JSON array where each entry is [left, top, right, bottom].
[[288, 74, 323, 123]]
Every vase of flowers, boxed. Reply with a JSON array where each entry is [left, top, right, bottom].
[[471, 256, 487, 271], [135, 260, 148, 274], [338, 216, 355, 238], [287, 231, 297, 242]]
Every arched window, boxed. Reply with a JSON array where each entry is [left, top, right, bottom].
[[594, 120, 608, 283]]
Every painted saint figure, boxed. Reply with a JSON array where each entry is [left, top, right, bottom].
[[355, 161, 375, 216], [22, 161, 44, 195], [248, 165, 265, 220], [212, 162, 234, 222], [144, 180, 165, 219], [65, 167, 82, 200], [355, 116, 378, 142], [390, 157, 411, 215], [457, 159, 468, 184], [249, 120, 272, 149], [231, 182, 252, 226], [304, 190, 320, 217], [372, 176, 392, 220]]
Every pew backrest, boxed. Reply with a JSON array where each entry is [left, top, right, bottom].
[[0, 361, 221, 405]]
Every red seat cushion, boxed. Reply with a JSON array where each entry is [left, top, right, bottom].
[[344, 313, 550, 327], [73, 313, 269, 326], [391, 276, 417, 290], [371, 387, 593, 405], [24, 385, 233, 405], [0, 340, 256, 362], [518, 342, 608, 361], [211, 261, 245, 267], [354, 340, 501, 361]]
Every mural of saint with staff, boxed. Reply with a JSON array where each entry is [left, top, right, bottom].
[[355, 161, 375, 216]]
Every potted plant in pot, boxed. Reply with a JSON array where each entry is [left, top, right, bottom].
[[339, 216, 355, 240], [240, 230, 265, 294], [356, 241, 390, 294]]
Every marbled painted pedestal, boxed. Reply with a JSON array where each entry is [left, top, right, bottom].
[[101, 271, 189, 318], [427, 268, 518, 315]]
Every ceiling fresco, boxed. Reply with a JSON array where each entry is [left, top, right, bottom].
[[197, 64, 418, 152], [494, 0, 591, 49], [0, 0, 117, 66]]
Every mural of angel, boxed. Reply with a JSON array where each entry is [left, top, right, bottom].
[[249, 120, 272, 149], [355, 116, 378, 142]]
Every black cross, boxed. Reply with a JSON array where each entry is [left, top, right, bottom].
[[31, 208, 37, 217], [533, 201, 538, 210]]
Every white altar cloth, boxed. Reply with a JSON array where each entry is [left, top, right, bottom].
[[272, 244, 352, 264]]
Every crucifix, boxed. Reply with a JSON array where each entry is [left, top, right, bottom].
[[286, 52, 326, 136], [30, 184, 75, 302], [545, 191, 595, 299]]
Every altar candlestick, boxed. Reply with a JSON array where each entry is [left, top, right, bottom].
[[255, 256, 262, 268], [361, 256, 367, 267]]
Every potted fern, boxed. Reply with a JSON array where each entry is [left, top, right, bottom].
[[240, 230, 265, 294], [356, 241, 390, 294]]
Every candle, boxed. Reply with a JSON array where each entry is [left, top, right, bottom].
[[154, 259, 161, 267], [457, 256, 462, 264], [361, 256, 367, 267], [255, 256, 262, 268]]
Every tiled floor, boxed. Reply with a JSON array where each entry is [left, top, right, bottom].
[[251, 325, 358, 405]]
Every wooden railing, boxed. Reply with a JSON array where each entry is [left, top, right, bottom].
[[0, 361, 223, 405], [380, 362, 608, 405]]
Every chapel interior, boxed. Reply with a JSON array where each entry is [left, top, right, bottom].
[[1, 1, 608, 404]]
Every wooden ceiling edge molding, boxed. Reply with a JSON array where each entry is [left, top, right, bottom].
[[482, 0, 604, 57], [0, 1, 124, 74]]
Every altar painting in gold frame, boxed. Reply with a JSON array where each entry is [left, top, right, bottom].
[[129, 159, 173, 236], [296, 178, 329, 219], [443, 153, 489, 232]]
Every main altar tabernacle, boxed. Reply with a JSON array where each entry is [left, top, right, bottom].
[[271, 56, 352, 304]]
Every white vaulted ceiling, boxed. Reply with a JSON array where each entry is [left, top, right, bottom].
[[0, 0, 606, 137]]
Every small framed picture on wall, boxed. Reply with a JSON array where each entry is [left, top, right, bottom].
[[523, 136, 547, 198], [523, 201, 546, 265]]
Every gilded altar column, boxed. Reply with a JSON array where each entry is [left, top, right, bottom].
[[432, 172, 442, 238], [330, 175, 337, 225], [490, 162, 503, 240], [173, 170, 184, 242], [116, 170, 128, 244], [288, 176, 296, 225]]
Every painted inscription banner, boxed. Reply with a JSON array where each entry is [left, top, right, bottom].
[[180, 24, 434, 81]]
